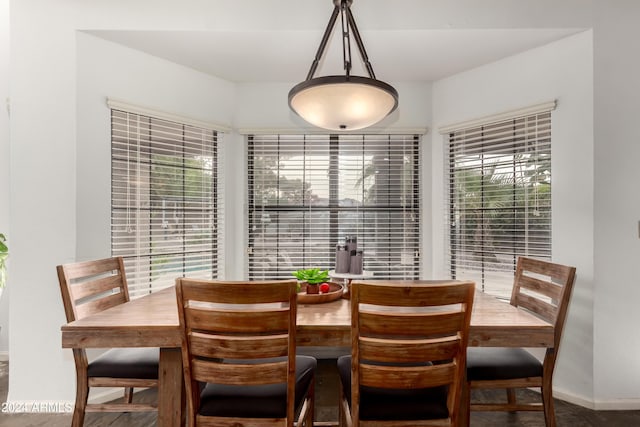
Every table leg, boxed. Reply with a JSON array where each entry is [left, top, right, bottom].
[[158, 347, 184, 427], [459, 373, 470, 427]]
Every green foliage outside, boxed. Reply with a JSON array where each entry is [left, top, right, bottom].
[[452, 153, 551, 262], [148, 154, 215, 279]]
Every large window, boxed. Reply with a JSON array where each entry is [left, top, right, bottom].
[[111, 109, 224, 297], [247, 134, 420, 280], [444, 110, 552, 298]]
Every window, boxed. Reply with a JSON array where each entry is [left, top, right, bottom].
[[111, 109, 224, 297], [444, 110, 552, 298], [247, 134, 420, 280]]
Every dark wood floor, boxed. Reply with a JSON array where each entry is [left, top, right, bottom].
[[1, 359, 639, 426]]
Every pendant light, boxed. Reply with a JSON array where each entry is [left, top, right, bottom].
[[288, 0, 398, 131]]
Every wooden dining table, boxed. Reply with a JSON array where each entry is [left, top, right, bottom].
[[61, 282, 554, 427]]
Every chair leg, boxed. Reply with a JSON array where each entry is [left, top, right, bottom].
[[124, 387, 134, 404], [542, 383, 556, 427], [306, 378, 315, 427], [72, 371, 89, 427], [338, 384, 352, 427], [459, 380, 470, 427], [506, 388, 516, 406], [338, 385, 345, 427]]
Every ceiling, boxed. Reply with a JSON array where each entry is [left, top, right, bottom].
[[88, 26, 582, 84]]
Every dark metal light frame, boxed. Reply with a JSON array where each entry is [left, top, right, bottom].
[[288, 0, 399, 131]]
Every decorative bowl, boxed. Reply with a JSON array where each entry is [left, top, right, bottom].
[[297, 282, 344, 304]]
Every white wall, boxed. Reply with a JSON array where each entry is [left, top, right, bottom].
[[7, 0, 640, 411], [431, 31, 594, 403], [0, 0, 10, 357], [592, 2, 640, 407]]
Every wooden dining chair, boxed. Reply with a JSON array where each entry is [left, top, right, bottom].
[[57, 257, 159, 427], [338, 280, 475, 427], [465, 257, 577, 427], [175, 278, 316, 427]]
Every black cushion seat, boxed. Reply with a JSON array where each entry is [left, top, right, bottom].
[[88, 347, 160, 379], [198, 355, 317, 418], [467, 347, 543, 381], [337, 355, 449, 421]]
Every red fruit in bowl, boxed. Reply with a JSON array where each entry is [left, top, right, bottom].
[[319, 283, 331, 293]]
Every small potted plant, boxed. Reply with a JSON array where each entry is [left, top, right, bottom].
[[292, 268, 330, 295]]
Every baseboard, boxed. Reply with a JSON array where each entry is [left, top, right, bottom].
[[553, 387, 596, 409], [0, 351, 8, 361], [553, 387, 640, 411], [592, 398, 640, 411], [88, 387, 150, 404], [88, 387, 127, 404]]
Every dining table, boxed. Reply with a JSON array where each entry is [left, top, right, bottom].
[[61, 281, 554, 427]]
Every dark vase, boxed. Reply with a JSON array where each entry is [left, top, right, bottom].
[[306, 283, 319, 294]]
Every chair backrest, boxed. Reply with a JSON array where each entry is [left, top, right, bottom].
[[510, 257, 577, 350], [57, 257, 130, 323], [175, 278, 299, 424], [350, 280, 475, 425]]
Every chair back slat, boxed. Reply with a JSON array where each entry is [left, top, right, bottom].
[[57, 257, 129, 322], [359, 310, 466, 337], [360, 336, 461, 364], [517, 275, 562, 301], [360, 362, 456, 389], [75, 292, 128, 320], [192, 359, 288, 386], [62, 257, 122, 280], [514, 293, 557, 322], [185, 306, 290, 333], [350, 280, 475, 425], [358, 280, 473, 306], [70, 275, 125, 301], [180, 279, 292, 304], [189, 332, 289, 360]]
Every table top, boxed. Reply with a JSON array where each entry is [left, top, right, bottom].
[[62, 283, 554, 349]]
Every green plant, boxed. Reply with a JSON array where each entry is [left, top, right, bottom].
[[291, 268, 329, 285], [0, 233, 7, 288]]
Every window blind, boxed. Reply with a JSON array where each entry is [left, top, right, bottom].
[[444, 111, 552, 298], [111, 109, 224, 297], [247, 134, 420, 280]]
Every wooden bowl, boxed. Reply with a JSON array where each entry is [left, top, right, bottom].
[[297, 282, 344, 304]]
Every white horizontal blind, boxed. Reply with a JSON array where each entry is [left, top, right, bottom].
[[111, 109, 224, 297], [444, 111, 552, 298], [247, 134, 420, 280]]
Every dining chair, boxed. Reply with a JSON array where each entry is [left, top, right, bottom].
[[56, 257, 159, 427], [465, 257, 577, 427], [175, 278, 316, 427], [338, 280, 475, 427]]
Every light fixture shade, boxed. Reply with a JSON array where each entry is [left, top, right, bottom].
[[289, 76, 398, 131]]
